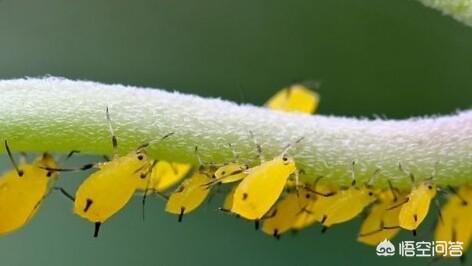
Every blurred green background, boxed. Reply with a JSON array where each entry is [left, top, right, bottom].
[[0, 0, 471, 265]]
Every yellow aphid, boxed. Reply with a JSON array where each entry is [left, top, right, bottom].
[[74, 149, 152, 235], [435, 186, 472, 254], [319, 186, 377, 228], [165, 171, 213, 222], [205, 163, 249, 188], [69, 107, 172, 237], [262, 193, 300, 238], [0, 141, 58, 235], [398, 182, 437, 233], [265, 83, 319, 114], [138, 161, 191, 192], [231, 154, 297, 220], [358, 191, 405, 246]]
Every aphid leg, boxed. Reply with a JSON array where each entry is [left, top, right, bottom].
[[433, 198, 444, 225], [385, 198, 409, 210], [141, 160, 158, 221], [398, 162, 416, 184], [53, 186, 75, 202], [65, 150, 81, 160], [446, 186, 469, 205], [93, 222, 102, 238], [4, 140, 24, 177], [387, 179, 398, 202], [102, 155, 111, 162], [105, 106, 119, 157], [40, 163, 97, 173], [178, 207, 185, 222]]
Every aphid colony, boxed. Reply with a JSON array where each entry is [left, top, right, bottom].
[[0, 83, 469, 260]]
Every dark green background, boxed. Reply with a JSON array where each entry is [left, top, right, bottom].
[[0, 0, 471, 265]]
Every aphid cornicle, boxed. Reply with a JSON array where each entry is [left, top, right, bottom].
[[165, 170, 213, 222], [230, 137, 303, 221], [0, 141, 58, 235], [265, 82, 320, 114], [435, 186, 472, 257], [53, 107, 173, 237]]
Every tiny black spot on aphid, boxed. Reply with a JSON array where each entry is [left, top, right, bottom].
[[282, 157, 288, 162], [221, 171, 226, 175], [462, 201, 468, 206], [413, 214, 418, 222], [242, 193, 248, 200], [305, 193, 310, 199], [140, 173, 146, 179], [137, 155, 144, 160], [18, 170, 24, 177], [368, 191, 374, 196], [84, 198, 93, 212], [46, 171, 53, 177], [428, 185, 433, 190]]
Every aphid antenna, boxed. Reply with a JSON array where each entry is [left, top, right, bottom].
[[281, 136, 304, 158], [105, 106, 118, 157], [365, 167, 381, 187], [4, 140, 23, 177], [446, 186, 468, 205], [398, 162, 416, 184], [350, 160, 358, 186], [228, 143, 240, 162], [137, 132, 175, 152], [248, 130, 265, 163]]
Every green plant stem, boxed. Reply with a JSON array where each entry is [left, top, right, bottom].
[[0, 77, 471, 189], [418, 0, 472, 27]]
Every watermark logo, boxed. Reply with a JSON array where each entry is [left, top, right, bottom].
[[375, 240, 463, 258], [376, 239, 396, 256]]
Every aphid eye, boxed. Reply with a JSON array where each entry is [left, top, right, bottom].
[[140, 173, 146, 179], [368, 191, 374, 196], [305, 193, 311, 199], [242, 193, 248, 200], [46, 171, 53, 177], [428, 185, 433, 190], [221, 171, 226, 175], [282, 156, 288, 162], [137, 154, 144, 161]]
